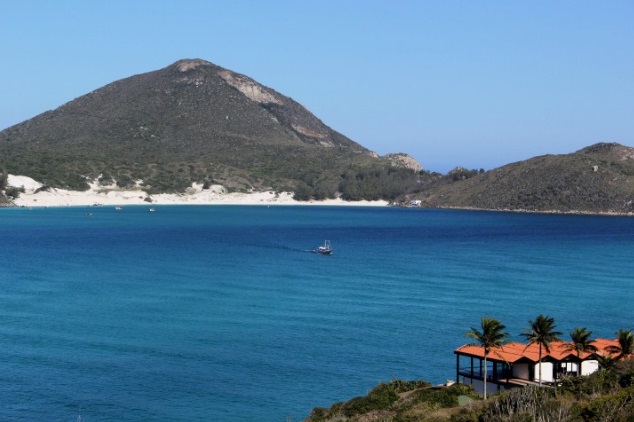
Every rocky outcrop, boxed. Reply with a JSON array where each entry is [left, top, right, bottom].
[[383, 153, 423, 172]]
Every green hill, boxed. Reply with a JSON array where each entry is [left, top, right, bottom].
[[0, 59, 409, 196], [412, 143, 634, 215]]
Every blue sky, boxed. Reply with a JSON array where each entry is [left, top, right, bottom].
[[1, 0, 632, 172]]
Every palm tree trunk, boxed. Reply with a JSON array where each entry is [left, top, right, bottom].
[[483, 355, 488, 399], [538, 343, 543, 386]]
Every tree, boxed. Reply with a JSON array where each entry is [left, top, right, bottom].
[[562, 327, 598, 376], [596, 354, 616, 370], [606, 329, 634, 361], [521, 314, 562, 386], [292, 182, 312, 201], [466, 316, 508, 399], [0, 170, 7, 190]]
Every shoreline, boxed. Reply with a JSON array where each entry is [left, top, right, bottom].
[[423, 205, 634, 217], [6, 175, 633, 216], [5, 175, 389, 208]]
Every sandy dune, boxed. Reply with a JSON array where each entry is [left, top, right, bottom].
[[6, 175, 388, 207]]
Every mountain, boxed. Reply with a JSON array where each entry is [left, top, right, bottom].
[[0, 59, 401, 195], [414, 142, 634, 214]]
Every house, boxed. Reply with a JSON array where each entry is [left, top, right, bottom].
[[409, 199, 422, 207], [454, 338, 618, 395]]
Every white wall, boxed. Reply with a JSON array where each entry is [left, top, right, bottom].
[[582, 360, 599, 376], [533, 362, 554, 383]]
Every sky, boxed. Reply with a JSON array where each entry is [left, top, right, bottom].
[[1, 1, 633, 172]]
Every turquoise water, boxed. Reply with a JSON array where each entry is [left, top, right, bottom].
[[0, 206, 632, 421]]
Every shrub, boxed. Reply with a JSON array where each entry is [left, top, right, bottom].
[[338, 166, 421, 201], [34, 185, 50, 193], [612, 358, 634, 388], [99, 172, 114, 185], [293, 182, 312, 201], [116, 174, 135, 188], [64, 173, 90, 191], [409, 384, 477, 409], [560, 366, 622, 398], [5, 186, 25, 198], [482, 386, 556, 421], [581, 385, 634, 421]]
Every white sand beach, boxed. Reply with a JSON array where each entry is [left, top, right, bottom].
[[6, 175, 389, 207]]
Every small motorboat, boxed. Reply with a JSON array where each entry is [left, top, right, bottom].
[[148, 208, 156, 212]]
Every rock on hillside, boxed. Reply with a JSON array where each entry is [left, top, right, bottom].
[[413, 142, 634, 214]]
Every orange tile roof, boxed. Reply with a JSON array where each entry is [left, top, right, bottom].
[[455, 338, 619, 363]]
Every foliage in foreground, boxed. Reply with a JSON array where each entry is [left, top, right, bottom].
[[306, 380, 478, 421], [306, 359, 634, 422]]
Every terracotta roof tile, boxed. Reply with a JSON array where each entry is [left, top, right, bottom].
[[455, 338, 619, 363]]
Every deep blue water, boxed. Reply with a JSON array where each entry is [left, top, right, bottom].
[[0, 206, 633, 421]]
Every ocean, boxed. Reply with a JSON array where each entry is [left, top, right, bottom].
[[0, 205, 632, 421]]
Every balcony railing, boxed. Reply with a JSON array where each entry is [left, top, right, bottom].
[[458, 367, 512, 381]]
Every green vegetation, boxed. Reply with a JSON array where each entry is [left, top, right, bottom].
[[465, 317, 509, 399], [0, 59, 395, 197], [0, 171, 7, 190], [0, 58, 489, 205], [0, 171, 9, 205], [477, 360, 634, 422], [2, 57, 633, 212], [406, 143, 634, 214], [307, 380, 478, 422], [4, 185, 25, 199], [0, 170, 24, 200], [606, 329, 634, 362], [307, 359, 634, 422], [448, 167, 484, 182], [563, 328, 599, 376], [338, 166, 420, 201], [521, 314, 563, 386], [308, 316, 633, 421]]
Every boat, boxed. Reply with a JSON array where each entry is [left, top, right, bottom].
[[317, 240, 332, 255], [148, 208, 156, 212], [115, 206, 123, 210]]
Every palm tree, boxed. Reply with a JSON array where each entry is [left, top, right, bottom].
[[596, 353, 616, 370], [605, 329, 634, 361], [466, 316, 508, 399], [521, 314, 562, 386], [562, 327, 598, 376]]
